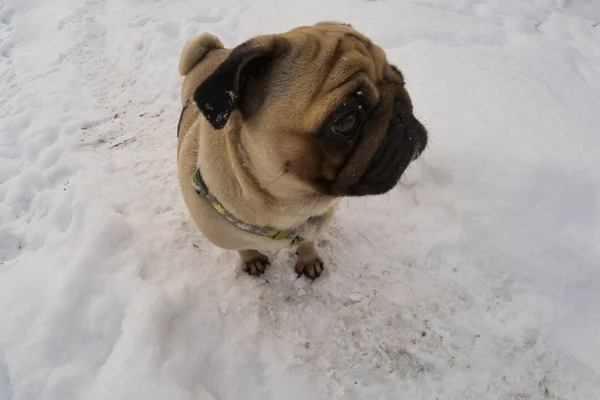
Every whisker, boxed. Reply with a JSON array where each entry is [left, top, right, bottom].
[[306, 194, 322, 216], [266, 170, 287, 187], [265, 162, 290, 188], [291, 194, 319, 214]]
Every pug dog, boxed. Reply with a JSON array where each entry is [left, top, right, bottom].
[[177, 22, 428, 280]]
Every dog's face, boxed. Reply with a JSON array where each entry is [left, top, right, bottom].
[[194, 22, 428, 198]]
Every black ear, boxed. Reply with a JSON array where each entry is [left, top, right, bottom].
[[193, 38, 285, 130]]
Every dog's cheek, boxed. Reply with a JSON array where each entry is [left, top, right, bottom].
[[320, 154, 345, 181], [284, 142, 340, 191]]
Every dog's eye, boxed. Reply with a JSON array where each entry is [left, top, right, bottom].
[[331, 112, 359, 136]]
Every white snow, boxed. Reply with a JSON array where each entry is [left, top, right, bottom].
[[1, 0, 600, 398]]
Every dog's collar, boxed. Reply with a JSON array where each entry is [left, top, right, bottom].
[[191, 168, 326, 245]]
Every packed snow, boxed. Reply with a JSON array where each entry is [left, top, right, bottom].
[[1, 0, 599, 399]]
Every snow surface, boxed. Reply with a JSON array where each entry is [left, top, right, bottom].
[[1, 0, 600, 399]]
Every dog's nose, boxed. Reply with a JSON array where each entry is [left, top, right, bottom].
[[391, 98, 428, 158]]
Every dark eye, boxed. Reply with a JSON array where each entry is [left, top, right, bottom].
[[331, 112, 359, 136]]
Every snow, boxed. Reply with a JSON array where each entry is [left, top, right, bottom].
[[1, 0, 600, 398]]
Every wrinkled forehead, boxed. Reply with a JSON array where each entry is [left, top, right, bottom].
[[286, 24, 392, 85], [264, 25, 404, 131]]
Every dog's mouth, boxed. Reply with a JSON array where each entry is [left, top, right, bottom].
[[330, 101, 428, 197]]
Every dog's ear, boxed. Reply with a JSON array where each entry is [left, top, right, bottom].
[[193, 37, 287, 130]]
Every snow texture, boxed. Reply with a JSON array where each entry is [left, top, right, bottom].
[[1, 0, 600, 399]]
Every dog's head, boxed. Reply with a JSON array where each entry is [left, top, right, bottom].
[[193, 22, 428, 198]]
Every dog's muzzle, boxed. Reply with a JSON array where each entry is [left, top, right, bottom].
[[345, 100, 428, 196]]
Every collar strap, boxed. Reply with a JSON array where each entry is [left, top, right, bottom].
[[192, 168, 326, 245]]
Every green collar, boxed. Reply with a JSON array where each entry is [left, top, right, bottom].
[[191, 168, 326, 245]]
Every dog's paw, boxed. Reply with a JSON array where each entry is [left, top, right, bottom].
[[241, 253, 270, 276], [295, 257, 324, 280]]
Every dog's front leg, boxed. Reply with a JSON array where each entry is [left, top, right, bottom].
[[295, 241, 324, 280], [239, 249, 270, 276]]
